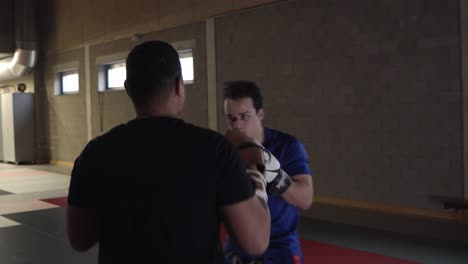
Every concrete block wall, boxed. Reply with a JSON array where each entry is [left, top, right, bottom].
[[39, 49, 88, 162], [215, 0, 462, 210]]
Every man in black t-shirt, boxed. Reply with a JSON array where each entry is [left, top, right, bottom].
[[66, 40, 270, 264]]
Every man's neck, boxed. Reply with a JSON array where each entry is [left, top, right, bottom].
[[136, 97, 183, 117], [136, 106, 179, 119], [254, 126, 265, 144]]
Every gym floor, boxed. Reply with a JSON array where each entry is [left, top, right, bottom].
[[0, 163, 466, 264]]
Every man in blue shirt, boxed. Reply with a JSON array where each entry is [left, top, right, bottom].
[[223, 80, 314, 264]]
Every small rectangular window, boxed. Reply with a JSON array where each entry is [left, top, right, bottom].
[[106, 62, 126, 90], [60, 70, 79, 94], [178, 49, 194, 84]]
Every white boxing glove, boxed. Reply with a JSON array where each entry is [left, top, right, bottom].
[[262, 147, 292, 196]]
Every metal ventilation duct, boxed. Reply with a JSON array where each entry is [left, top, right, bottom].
[[0, 0, 37, 82]]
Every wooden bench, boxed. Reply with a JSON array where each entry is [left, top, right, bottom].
[[431, 195, 468, 213]]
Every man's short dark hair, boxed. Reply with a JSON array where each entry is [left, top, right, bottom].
[[125, 40, 181, 107], [223, 80, 263, 112]]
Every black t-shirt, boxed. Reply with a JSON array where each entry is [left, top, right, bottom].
[[68, 116, 254, 264]]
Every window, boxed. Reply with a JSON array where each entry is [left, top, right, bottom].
[[178, 49, 194, 84], [60, 70, 79, 94], [96, 52, 128, 92], [53, 62, 80, 95], [106, 62, 126, 89], [97, 49, 194, 92]]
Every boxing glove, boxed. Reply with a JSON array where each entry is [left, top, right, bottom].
[[263, 148, 292, 197], [224, 129, 268, 204]]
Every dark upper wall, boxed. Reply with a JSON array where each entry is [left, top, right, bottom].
[[216, 0, 461, 210], [41, 0, 283, 53], [0, 0, 15, 55]]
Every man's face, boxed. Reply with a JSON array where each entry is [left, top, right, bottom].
[[224, 97, 263, 138]]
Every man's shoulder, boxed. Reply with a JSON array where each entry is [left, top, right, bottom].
[[90, 123, 127, 144], [183, 122, 226, 143], [90, 120, 225, 146], [265, 127, 300, 146], [184, 125, 243, 163], [78, 123, 131, 158]]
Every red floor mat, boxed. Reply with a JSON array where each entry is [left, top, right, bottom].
[[300, 239, 421, 264], [41, 197, 68, 207], [220, 225, 420, 264]]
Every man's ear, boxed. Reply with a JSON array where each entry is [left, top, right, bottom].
[[257, 108, 264, 121], [174, 76, 184, 96], [124, 80, 131, 97]]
